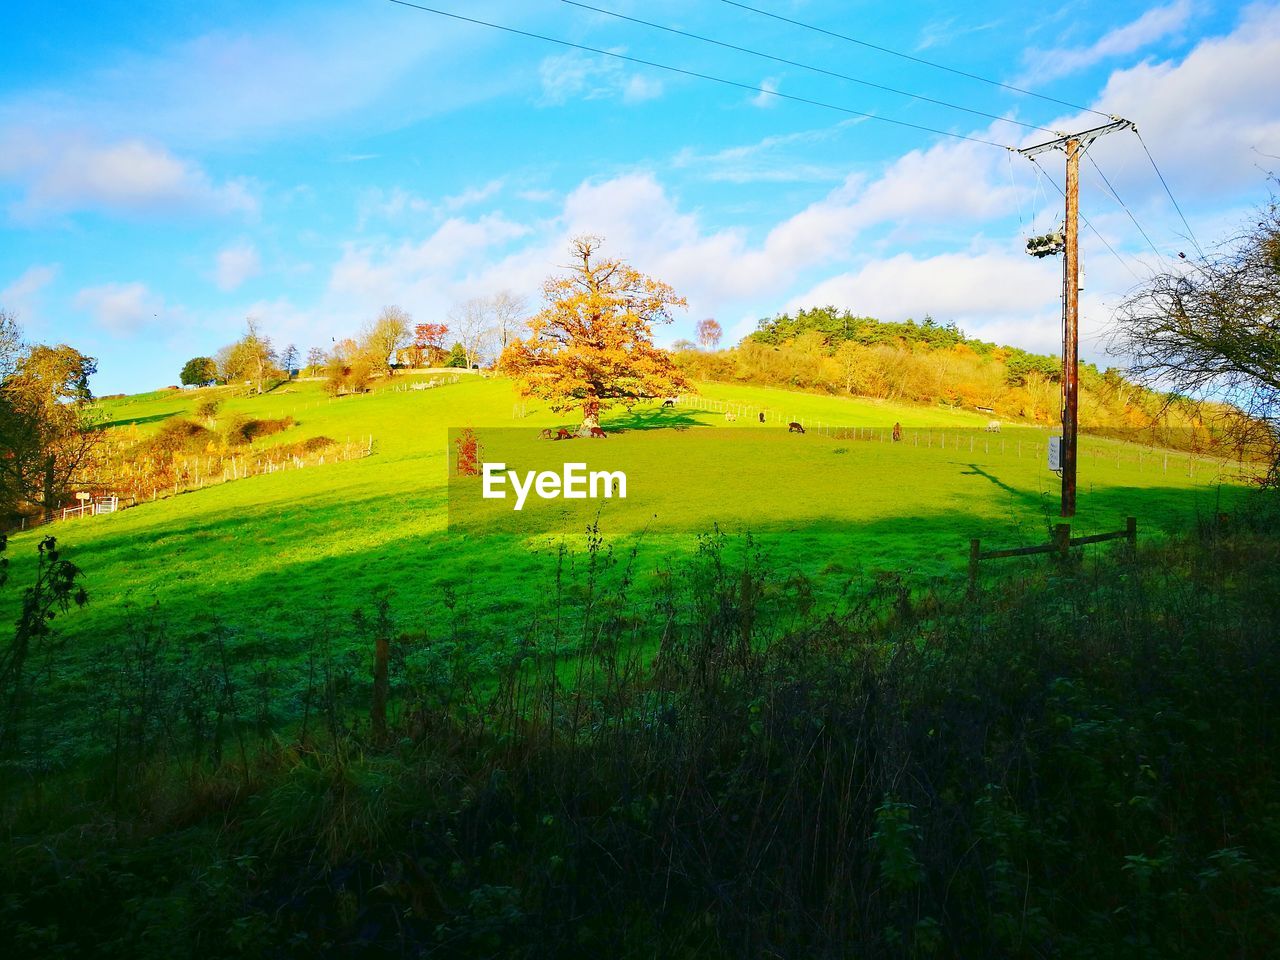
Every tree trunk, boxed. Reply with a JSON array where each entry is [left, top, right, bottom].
[[41, 454, 56, 523], [577, 400, 602, 437]]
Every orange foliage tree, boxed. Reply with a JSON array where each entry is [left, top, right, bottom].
[[499, 236, 688, 436]]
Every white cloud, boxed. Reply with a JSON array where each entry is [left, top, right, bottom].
[[1020, 0, 1195, 84], [673, 120, 863, 184], [214, 244, 262, 292], [623, 74, 664, 103], [538, 50, 662, 106], [442, 179, 505, 213], [916, 16, 1002, 52], [1029, 3, 1280, 213], [357, 180, 506, 229], [789, 250, 1058, 329], [330, 212, 533, 300], [74, 282, 165, 334], [751, 78, 780, 108], [314, 140, 1028, 352], [1, 264, 59, 334], [2, 264, 58, 308], [0, 132, 257, 220]]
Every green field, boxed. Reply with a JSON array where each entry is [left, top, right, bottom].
[[2, 374, 1242, 657]]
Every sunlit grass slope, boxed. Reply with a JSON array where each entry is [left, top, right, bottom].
[[2, 373, 1242, 651]]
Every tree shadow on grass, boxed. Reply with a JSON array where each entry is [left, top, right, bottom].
[[961, 463, 1047, 511], [95, 410, 184, 430], [604, 408, 706, 432]]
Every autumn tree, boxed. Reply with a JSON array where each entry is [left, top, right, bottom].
[[0, 340, 102, 520], [217, 319, 280, 394], [833, 340, 865, 395], [324, 337, 372, 395], [180, 356, 218, 387], [412, 322, 449, 366], [361, 306, 411, 376], [499, 236, 688, 436], [697, 317, 723, 350]]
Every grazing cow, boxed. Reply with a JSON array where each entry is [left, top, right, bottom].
[[661, 399, 675, 408], [892, 422, 902, 442], [539, 428, 554, 440], [985, 420, 1001, 433], [724, 411, 737, 422], [588, 426, 608, 438], [788, 421, 805, 434], [556, 428, 573, 440]]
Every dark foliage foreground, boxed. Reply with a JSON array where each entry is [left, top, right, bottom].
[[1, 511, 1278, 959]]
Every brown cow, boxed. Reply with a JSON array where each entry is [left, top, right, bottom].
[[661, 399, 675, 407], [788, 422, 805, 434], [588, 426, 608, 438], [556, 428, 573, 440]]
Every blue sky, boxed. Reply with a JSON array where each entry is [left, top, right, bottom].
[[2, 0, 1277, 394]]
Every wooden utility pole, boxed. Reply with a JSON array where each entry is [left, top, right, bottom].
[[1062, 137, 1080, 517], [1017, 118, 1132, 518]]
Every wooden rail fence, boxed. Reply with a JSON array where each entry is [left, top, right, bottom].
[[968, 517, 1137, 596]]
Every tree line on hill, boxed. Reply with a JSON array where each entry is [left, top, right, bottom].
[[179, 290, 531, 397], [672, 308, 1263, 456]]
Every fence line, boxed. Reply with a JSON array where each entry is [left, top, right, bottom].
[[3, 437, 375, 538], [968, 517, 1137, 596], [669, 394, 1241, 479]]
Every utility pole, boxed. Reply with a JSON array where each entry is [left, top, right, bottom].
[[1017, 118, 1132, 518]]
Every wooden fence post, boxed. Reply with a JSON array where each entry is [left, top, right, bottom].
[[968, 538, 981, 597], [1053, 523, 1071, 559]]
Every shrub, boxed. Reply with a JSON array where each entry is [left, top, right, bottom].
[[194, 398, 221, 422], [222, 415, 294, 446]]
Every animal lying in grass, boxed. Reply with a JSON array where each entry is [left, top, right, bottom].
[[557, 428, 573, 440], [788, 421, 805, 434]]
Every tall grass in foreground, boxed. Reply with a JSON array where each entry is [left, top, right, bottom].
[[1, 506, 1279, 958]]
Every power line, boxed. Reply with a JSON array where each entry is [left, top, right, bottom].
[[1026, 154, 1144, 283], [1007, 151, 1027, 240], [1085, 153, 1164, 261], [1134, 128, 1206, 260], [561, 0, 1055, 135], [718, 0, 1113, 121], [383, 1, 1013, 148]]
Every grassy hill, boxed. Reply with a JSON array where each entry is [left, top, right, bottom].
[[0, 373, 1242, 667], [2, 372, 1273, 957]]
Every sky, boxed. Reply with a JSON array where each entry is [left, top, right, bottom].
[[2, 0, 1278, 395]]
